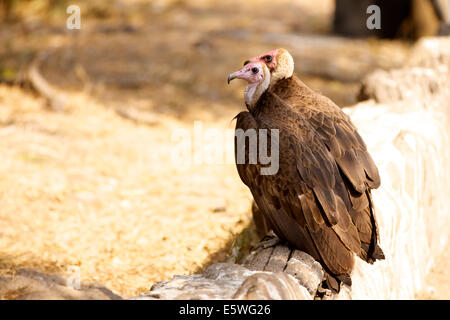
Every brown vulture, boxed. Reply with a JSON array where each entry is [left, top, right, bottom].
[[228, 51, 384, 292]]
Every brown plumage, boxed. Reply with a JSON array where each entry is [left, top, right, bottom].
[[271, 75, 384, 259], [249, 49, 385, 266], [229, 55, 384, 292]]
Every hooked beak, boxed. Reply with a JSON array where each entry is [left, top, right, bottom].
[[227, 68, 248, 84], [227, 73, 237, 84]]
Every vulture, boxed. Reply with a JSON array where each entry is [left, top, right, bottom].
[[228, 51, 384, 292]]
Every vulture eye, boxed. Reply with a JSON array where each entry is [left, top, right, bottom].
[[243, 60, 250, 66], [251, 67, 259, 74], [264, 55, 273, 63]]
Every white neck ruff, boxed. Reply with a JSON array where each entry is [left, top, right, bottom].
[[270, 51, 294, 87]]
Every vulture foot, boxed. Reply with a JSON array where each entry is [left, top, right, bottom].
[[252, 231, 281, 250]]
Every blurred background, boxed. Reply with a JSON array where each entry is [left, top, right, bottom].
[[0, 0, 448, 299]]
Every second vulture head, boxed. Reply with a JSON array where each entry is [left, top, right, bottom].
[[245, 48, 294, 86], [227, 61, 271, 108]]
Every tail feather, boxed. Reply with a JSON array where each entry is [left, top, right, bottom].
[[323, 271, 352, 293]]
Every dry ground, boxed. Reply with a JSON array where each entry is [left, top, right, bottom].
[[0, 0, 447, 298], [0, 83, 257, 297], [415, 235, 450, 299]]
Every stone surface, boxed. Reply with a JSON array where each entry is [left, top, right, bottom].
[[134, 260, 316, 300], [135, 263, 260, 300], [134, 246, 325, 300], [407, 37, 450, 69], [233, 273, 312, 300], [284, 251, 324, 296], [358, 66, 449, 104], [243, 246, 275, 271], [263, 246, 292, 273], [243, 245, 324, 297], [359, 37, 450, 105], [134, 262, 313, 300], [0, 269, 122, 300], [342, 38, 450, 297]]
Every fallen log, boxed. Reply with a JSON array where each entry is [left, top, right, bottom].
[[27, 53, 68, 112]]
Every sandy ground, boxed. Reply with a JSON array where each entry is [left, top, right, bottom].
[[0, 0, 447, 299], [416, 236, 450, 299], [0, 83, 257, 297]]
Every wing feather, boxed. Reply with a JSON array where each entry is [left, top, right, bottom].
[[234, 87, 383, 287]]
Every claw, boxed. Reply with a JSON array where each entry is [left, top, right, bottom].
[[251, 231, 280, 250]]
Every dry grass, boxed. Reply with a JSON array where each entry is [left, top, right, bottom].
[[0, 84, 257, 297]]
